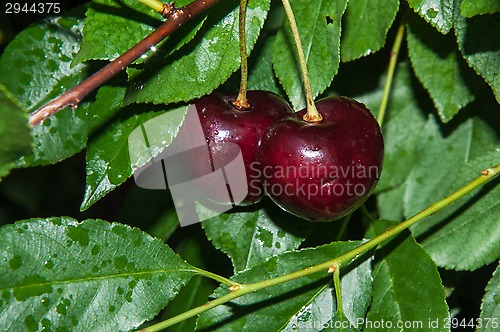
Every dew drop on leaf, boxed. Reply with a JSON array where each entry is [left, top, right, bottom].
[[44, 260, 53, 269], [14, 275, 53, 301], [56, 298, 71, 315], [91, 244, 100, 255], [8, 255, 22, 270], [112, 225, 127, 236], [67, 226, 90, 246], [426, 8, 438, 18], [24, 315, 38, 332], [128, 280, 138, 289], [40, 317, 52, 330], [113, 256, 127, 270], [125, 291, 133, 302], [41, 297, 50, 307]]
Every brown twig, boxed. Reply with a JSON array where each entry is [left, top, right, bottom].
[[29, 0, 221, 127]]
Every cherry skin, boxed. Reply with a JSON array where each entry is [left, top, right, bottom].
[[178, 90, 293, 205], [256, 96, 384, 221]]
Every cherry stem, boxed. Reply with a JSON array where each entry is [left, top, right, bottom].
[[28, 0, 221, 127], [377, 17, 405, 126], [136, 0, 164, 13], [280, 0, 322, 123], [138, 164, 500, 332], [232, 0, 251, 110]]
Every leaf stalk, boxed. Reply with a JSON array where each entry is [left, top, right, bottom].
[[136, 0, 165, 13], [377, 17, 406, 126]]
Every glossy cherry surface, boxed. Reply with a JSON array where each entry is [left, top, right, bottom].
[[180, 90, 293, 205], [256, 96, 384, 221]]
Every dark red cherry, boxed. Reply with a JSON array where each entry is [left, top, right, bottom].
[[256, 96, 384, 221], [178, 90, 293, 205]]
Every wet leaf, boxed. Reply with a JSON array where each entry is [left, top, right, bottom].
[[202, 206, 310, 272], [0, 85, 31, 179], [196, 241, 372, 331], [0, 12, 91, 166], [0, 217, 196, 331], [407, 0, 455, 33]]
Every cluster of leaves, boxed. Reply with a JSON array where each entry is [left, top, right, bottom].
[[0, 0, 499, 331]]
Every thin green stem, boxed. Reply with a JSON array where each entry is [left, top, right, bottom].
[[190, 267, 241, 287], [377, 18, 406, 126], [233, 0, 251, 110], [139, 164, 500, 332], [137, 0, 165, 13], [334, 214, 351, 242], [280, 0, 322, 122], [360, 204, 374, 222]]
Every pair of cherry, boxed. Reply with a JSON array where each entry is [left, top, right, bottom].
[[184, 90, 384, 222]]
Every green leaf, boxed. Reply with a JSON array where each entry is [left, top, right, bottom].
[[376, 63, 427, 192], [478, 262, 500, 332], [365, 220, 449, 331], [407, 11, 475, 122], [273, 0, 348, 110], [0, 85, 31, 179], [460, 0, 500, 17], [75, 0, 204, 64], [82, 111, 154, 211], [0, 217, 196, 331], [454, 3, 500, 103], [247, 35, 283, 96], [0, 11, 92, 167], [196, 241, 372, 331], [83, 103, 188, 210], [85, 77, 129, 132], [403, 116, 497, 217], [376, 184, 405, 221], [411, 151, 500, 270], [201, 205, 310, 272], [126, 0, 270, 105], [341, 0, 399, 62], [407, 0, 455, 34]]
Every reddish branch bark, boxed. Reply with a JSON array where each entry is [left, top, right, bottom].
[[29, 0, 221, 127]]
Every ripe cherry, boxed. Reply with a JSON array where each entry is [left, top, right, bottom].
[[256, 96, 384, 221], [178, 90, 293, 205]]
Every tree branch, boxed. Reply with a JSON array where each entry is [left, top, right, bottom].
[[28, 0, 221, 127]]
